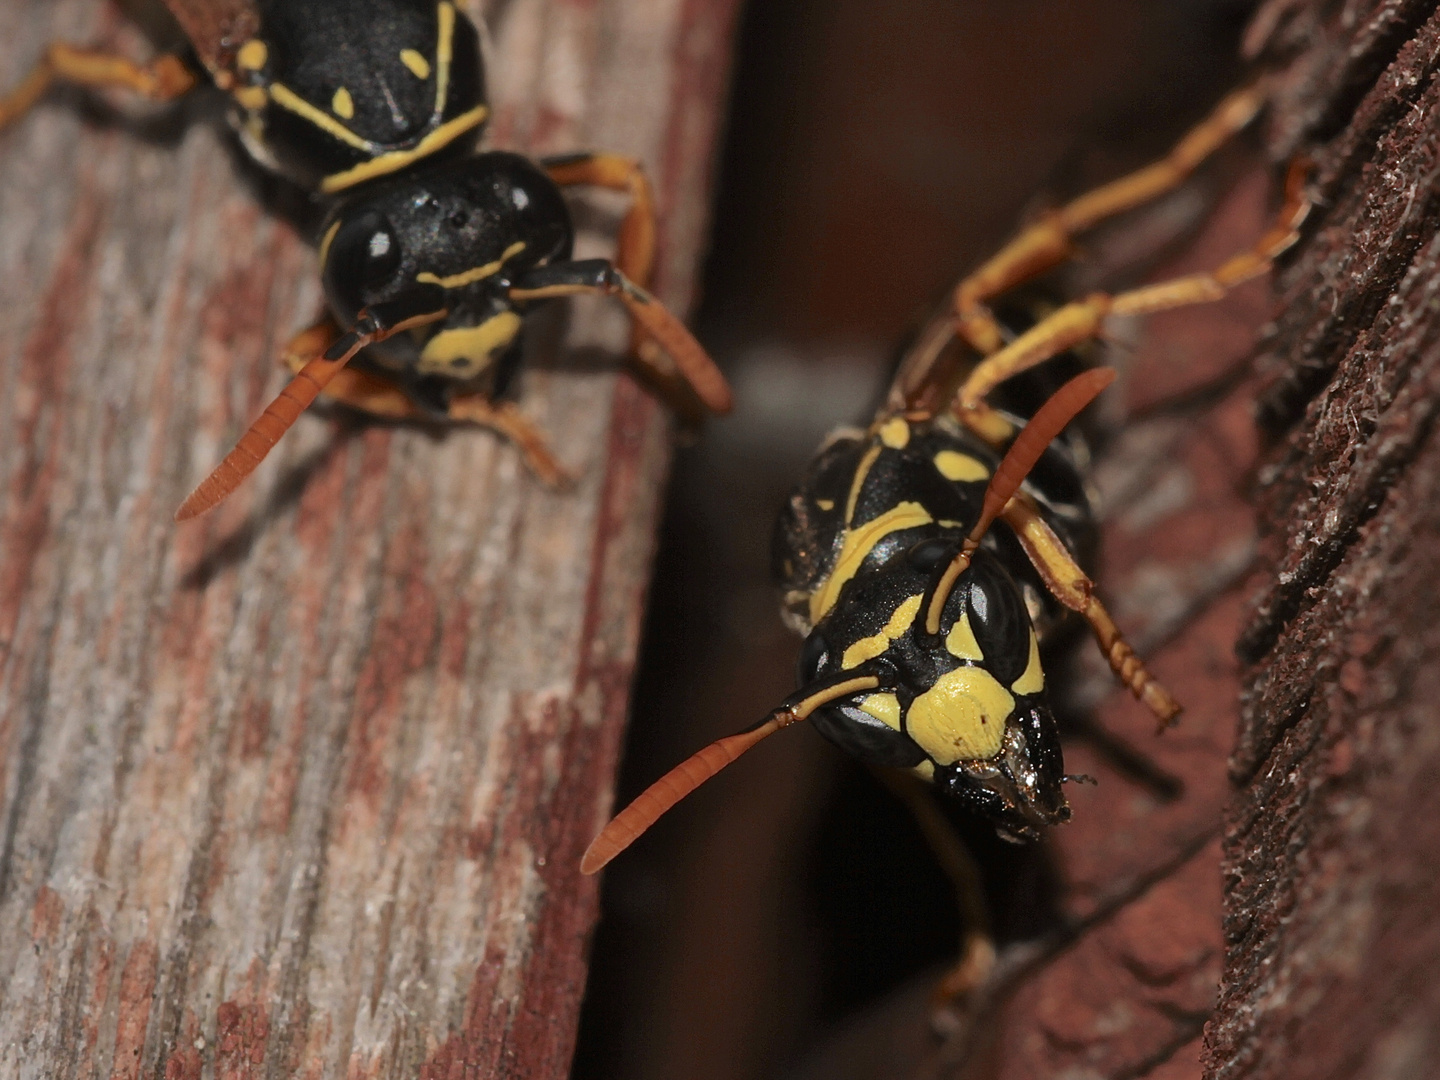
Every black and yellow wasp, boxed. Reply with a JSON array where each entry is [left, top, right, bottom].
[[582, 83, 1309, 884], [0, 0, 731, 518]]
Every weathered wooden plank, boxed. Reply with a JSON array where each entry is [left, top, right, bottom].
[[1207, 1, 1440, 1077], [0, 0, 739, 1075]]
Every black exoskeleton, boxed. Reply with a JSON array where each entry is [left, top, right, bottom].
[[0, 0, 731, 517]]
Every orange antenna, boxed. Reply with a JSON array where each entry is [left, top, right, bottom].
[[923, 367, 1116, 635], [581, 673, 882, 875], [175, 292, 447, 522]]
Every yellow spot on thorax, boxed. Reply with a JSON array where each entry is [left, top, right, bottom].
[[416, 242, 527, 289], [912, 760, 935, 781], [418, 311, 523, 375], [809, 502, 933, 624], [400, 49, 433, 79], [270, 83, 371, 150], [878, 417, 910, 449], [841, 594, 923, 669], [945, 611, 984, 662], [815, 498, 835, 512], [858, 693, 902, 731], [237, 39, 268, 71], [331, 87, 355, 119], [1011, 629, 1044, 696], [934, 450, 990, 483], [906, 667, 1014, 764]]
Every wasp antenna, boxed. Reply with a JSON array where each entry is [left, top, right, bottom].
[[924, 367, 1116, 634], [581, 673, 882, 874], [175, 290, 447, 522]]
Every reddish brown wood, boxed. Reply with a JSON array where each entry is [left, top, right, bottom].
[[1206, 2, 1440, 1077], [0, 0, 738, 1075]]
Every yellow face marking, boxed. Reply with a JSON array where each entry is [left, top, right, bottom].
[[400, 49, 432, 79], [815, 498, 835, 512], [418, 312, 523, 376], [269, 83, 372, 151], [840, 594, 923, 669], [320, 105, 488, 192], [934, 450, 990, 483], [317, 220, 342, 270], [415, 242, 527, 289], [844, 443, 883, 523], [912, 760, 936, 781], [232, 85, 268, 111], [906, 667, 1014, 764], [332, 87, 355, 119], [809, 501, 934, 624], [237, 39, 268, 71], [1011, 629, 1044, 696], [435, 2, 456, 112], [945, 611, 985, 662], [858, 693, 902, 732], [878, 417, 910, 449]]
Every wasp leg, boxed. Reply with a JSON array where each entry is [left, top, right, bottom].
[[952, 161, 1309, 414], [872, 768, 996, 1006], [538, 155, 709, 422], [177, 286, 449, 521], [445, 394, 572, 488], [542, 153, 656, 284], [278, 319, 571, 488], [0, 44, 195, 131], [951, 83, 1267, 356], [510, 258, 733, 414], [278, 319, 417, 419], [1001, 497, 1181, 728]]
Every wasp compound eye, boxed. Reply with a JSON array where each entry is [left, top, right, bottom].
[[322, 208, 409, 322], [798, 630, 830, 684], [907, 537, 955, 573]]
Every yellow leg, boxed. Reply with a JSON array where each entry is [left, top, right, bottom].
[[0, 44, 195, 130], [540, 152, 709, 416], [281, 320, 571, 489], [952, 83, 1267, 356], [1002, 498, 1180, 728], [952, 161, 1309, 414], [446, 394, 572, 489], [543, 153, 656, 285]]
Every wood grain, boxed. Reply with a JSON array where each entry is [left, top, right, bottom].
[[1208, 1, 1440, 1077], [0, 0, 738, 1075]]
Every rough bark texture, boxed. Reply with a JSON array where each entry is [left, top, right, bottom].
[[1208, 1, 1440, 1077], [0, 0, 737, 1076]]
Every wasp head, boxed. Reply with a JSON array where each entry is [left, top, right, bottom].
[[799, 539, 1069, 841]]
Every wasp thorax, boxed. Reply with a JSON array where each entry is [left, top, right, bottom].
[[244, 0, 487, 191]]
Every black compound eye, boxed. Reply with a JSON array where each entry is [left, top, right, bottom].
[[907, 537, 955, 573], [798, 631, 830, 684], [330, 210, 403, 293]]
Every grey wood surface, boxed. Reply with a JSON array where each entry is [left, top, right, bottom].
[[0, 0, 738, 1075]]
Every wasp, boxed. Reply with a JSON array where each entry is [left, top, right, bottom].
[[581, 84, 1310, 893], [0, 0, 732, 519]]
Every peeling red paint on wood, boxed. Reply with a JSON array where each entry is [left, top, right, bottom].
[[0, 0, 739, 1075]]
